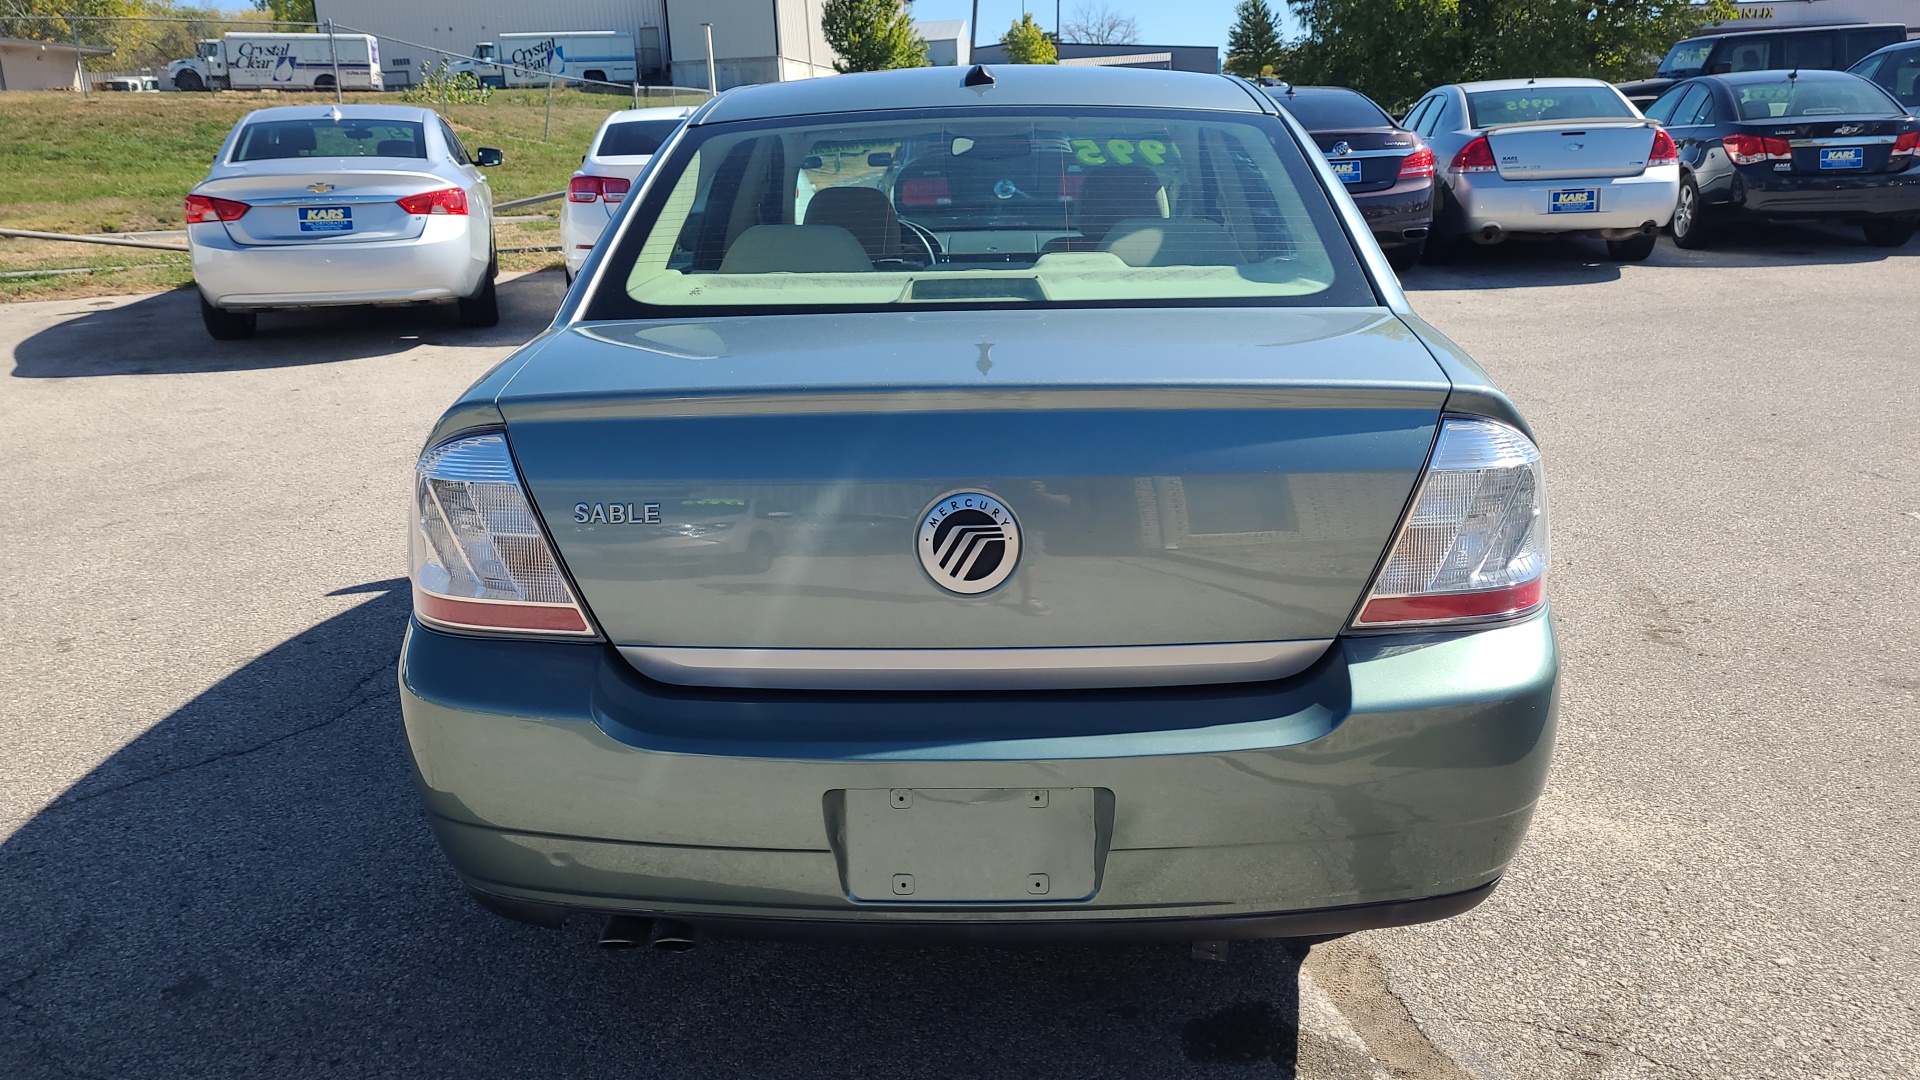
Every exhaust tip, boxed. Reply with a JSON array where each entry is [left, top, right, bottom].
[[597, 915, 653, 950], [647, 918, 701, 952], [1470, 223, 1505, 245]]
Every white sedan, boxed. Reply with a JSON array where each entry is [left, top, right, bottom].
[[186, 104, 503, 340], [561, 106, 694, 281]]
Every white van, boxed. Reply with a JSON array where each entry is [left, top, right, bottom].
[[453, 32, 636, 88], [168, 33, 382, 93]]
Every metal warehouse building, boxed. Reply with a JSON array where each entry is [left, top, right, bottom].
[[311, 0, 838, 90]]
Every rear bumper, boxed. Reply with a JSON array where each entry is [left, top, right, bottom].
[[398, 609, 1559, 939], [1351, 177, 1435, 246], [190, 216, 487, 310], [1446, 164, 1679, 236], [559, 200, 613, 274], [1721, 166, 1920, 219]]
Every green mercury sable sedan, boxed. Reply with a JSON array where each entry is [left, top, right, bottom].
[[399, 64, 1557, 949]]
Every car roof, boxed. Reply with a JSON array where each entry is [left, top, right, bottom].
[[599, 106, 696, 127], [237, 104, 440, 124], [1453, 77, 1614, 93], [1677, 22, 1904, 42], [1855, 39, 1920, 61], [1711, 68, 1873, 85], [695, 65, 1269, 125]]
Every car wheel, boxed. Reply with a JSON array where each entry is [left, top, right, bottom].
[[313, 74, 335, 92], [1670, 177, 1711, 250], [1385, 241, 1423, 272], [1861, 217, 1916, 248], [199, 297, 256, 341], [564, 265, 575, 286], [457, 257, 500, 328], [739, 532, 775, 575], [1605, 233, 1657, 262], [174, 70, 204, 92]]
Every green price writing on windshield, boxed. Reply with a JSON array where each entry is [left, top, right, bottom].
[[1071, 139, 1178, 166]]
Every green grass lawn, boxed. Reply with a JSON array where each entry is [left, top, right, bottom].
[[0, 86, 698, 297]]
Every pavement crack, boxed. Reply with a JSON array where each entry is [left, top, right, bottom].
[[1460, 1016, 1708, 1079], [39, 659, 397, 816]]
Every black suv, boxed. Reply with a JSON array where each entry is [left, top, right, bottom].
[[1619, 22, 1906, 106]]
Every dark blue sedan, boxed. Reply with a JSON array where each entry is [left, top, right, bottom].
[[1643, 69, 1920, 248]]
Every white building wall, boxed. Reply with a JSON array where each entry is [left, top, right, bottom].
[[0, 41, 100, 91], [1724, 0, 1920, 34], [313, 0, 667, 86], [665, 0, 838, 89]]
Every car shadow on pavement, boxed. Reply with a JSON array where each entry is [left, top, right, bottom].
[[1399, 220, 1914, 292], [0, 579, 1326, 1079], [8, 271, 568, 378]]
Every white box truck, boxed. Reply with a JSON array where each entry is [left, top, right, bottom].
[[167, 33, 383, 93], [452, 31, 637, 88]]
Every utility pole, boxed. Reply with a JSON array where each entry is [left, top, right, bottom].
[[72, 20, 89, 101], [325, 19, 343, 103], [969, 0, 978, 56], [702, 22, 717, 93]]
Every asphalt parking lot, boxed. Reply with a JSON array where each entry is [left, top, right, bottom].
[[1, 226, 1914, 1079]]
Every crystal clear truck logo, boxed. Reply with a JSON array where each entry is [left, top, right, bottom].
[[917, 491, 1020, 595]]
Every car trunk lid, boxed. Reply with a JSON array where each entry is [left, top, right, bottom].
[[196, 161, 443, 244], [1308, 129, 1423, 193], [1745, 116, 1909, 175], [498, 309, 1450, 667], [1486, 119, 1660, 180]]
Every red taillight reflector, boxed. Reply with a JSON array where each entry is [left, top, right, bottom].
[[184, 194, 249, 222], [1892, 130, 1919, 156], [599, 176, 630, 203], [1723, 133, 1791, 165], [1397, 146, 1435, 179], [570, 175, 631, 203], [1450, 136, 1496, 174], [900, 177, 952, 206], [1357, 578, 1543, 626], [1648, 129, 1679, 165], [397, 187, 469, 215], [414, 590, 590, 634]]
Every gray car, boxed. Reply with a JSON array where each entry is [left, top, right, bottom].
[[399, 65, 1558, 949], [1404, 78, 1679, 261], [187, 104, 504, 340]]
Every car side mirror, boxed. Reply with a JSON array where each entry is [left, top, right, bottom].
[[476, 147, 504, 167]]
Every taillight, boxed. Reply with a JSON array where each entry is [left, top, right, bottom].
[[567, 174, 627, 202], [1352, 417, 1548, 629], [397, 187, 469, 215], [184, 194, 249, 222], [410, 432, 596, 637], [1396, 146, 1435, 180], [1722, 133, 1791, 165], [1892, 130, 1919, 158], [900, 177, 952, 206], [1450, 136, 1497, 174], [1648, 129, 1679, 166]]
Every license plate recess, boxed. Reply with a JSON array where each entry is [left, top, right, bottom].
[[841, 787, 1098, 902]]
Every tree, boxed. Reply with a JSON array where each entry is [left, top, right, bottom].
[[252, 0, 315, 26], [1000, 12, 1058, 64], [1284, 0, 1738, 113], [1224, 0, 1286, 79], [822, 0, 930, 73], [1060, 3, 1138, 45]]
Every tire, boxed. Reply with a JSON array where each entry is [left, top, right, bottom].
[[313, 74, 335, 92], [1385, 240, 1424, 272], [199, 296, 256, 341], [1861, 217, 1916, 248], [173, 70, 204, 92], [1670, 176, 1711, 250], [456, 257, 500, 328], [1605, 233, 1657, 262], [563, 265, 575, 286], [583, 70, 607, 84], [739, 533, 775, 575]]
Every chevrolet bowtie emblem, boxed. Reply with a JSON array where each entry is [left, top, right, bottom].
[[307, 182, 334, 193]]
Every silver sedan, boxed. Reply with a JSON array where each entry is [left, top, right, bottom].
[[186, 104, 503, 339], [1402, 77, 1680, 261]]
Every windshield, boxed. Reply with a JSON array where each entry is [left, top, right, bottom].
[[1272, 89, 1397, 130], [598, 118, 684, 157], [583, 107, 1372, 319], [231, 119, 427, 161], [1466, 87, 1636, 127], [1731, 76, 1902, 119], [1659, 39, 1714, 78]]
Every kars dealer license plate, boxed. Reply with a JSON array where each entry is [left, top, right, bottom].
[[299, 206, 353, 233]]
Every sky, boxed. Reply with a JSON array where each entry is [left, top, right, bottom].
[[906, 0, 1303, 57]]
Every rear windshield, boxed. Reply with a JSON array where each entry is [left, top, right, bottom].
[[1731, 76, 1901, 119], [231, 119, 428, 161], [598, 118, 684, 157], [1272, 89, 1396, 130], [1659, 39, 1714, 79], [584, 106, 1372, 319], [1466, 87, 1636, 127]]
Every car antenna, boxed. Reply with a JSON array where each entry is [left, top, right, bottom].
[[963, 64, 994, 91]]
